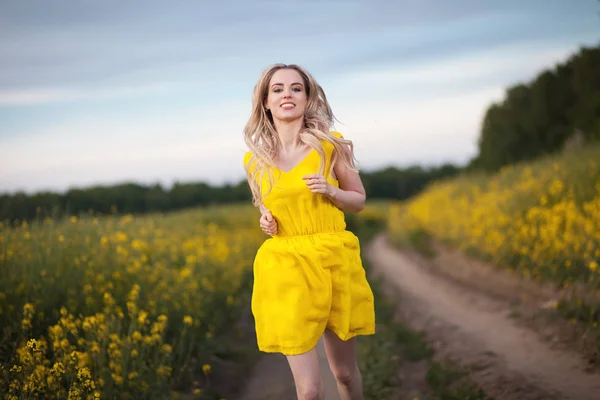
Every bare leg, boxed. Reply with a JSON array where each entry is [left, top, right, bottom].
[[323, 329, 363, 400], [286, 347, 324, 400]]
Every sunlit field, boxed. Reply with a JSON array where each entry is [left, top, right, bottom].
[[5, 142, 599, 399], [388, 144, 600, 331], [0, 199, 396, 399], [0, 205, 264, 399]]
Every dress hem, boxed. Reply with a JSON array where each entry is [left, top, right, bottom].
[[257, 326, 376, 356]]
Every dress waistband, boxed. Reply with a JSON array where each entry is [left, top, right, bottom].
[[273, 230, 346, 240]]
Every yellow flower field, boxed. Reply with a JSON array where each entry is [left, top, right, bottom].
[[0, 204, 264, 399], [388, 144, 600, 327]]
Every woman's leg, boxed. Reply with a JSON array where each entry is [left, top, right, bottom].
[[286, 347, 324, 400], [323, 329, 363, 400]]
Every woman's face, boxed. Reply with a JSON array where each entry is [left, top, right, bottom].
[[265, 68, 308, 123]]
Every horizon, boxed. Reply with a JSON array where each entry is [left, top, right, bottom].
[[1, 0, 599, 195]]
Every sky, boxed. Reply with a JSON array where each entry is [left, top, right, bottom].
[[1, 0, 599, 194]]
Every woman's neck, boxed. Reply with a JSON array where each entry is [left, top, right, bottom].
[[273, 118, 305, 151]]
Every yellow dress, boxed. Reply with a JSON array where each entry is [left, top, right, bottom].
[[243, 131, 375, 356]]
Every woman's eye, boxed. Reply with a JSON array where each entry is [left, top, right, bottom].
[[292, 87, 302, 92], [273, 88, 282, 93]]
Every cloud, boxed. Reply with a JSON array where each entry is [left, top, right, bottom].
[[330, 40, 579, 95], [0, 82, 193, 106], [323, 39, 586, 168], [2, 0, 597, 113], [337, 86, 504, 167], [0, 98, 250, 180], [4, 0, 594, 94]]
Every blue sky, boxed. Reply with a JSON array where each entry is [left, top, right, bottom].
[[1, 0, 599, 194]]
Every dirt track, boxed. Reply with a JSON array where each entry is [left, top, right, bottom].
[[366, 234, 600, 400]]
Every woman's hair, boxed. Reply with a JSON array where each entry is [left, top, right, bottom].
[[244, 63, 358, 208]]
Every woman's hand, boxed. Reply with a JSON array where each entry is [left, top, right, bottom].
[[259, 210, 278, 236], [302, 174, 337, 198]]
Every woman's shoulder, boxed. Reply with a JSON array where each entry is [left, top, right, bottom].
[[323, 131, 344, 148], [329, 131, 344, 139], [243, 151, 252, 165], [243, 151, 255, 173], [323, 131, 345, 153]]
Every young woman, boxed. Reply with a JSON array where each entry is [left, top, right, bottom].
[[243, 63, 375, 400]]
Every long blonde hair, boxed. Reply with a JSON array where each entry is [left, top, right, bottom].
[[244, 63, 358, 207]]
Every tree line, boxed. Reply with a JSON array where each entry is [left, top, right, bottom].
[[471, 42, 600, 171], [2, 42, 598, 223], [0, 164, 460, 223]]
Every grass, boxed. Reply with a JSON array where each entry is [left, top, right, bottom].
[[357, 272, 431, 399], [393, 227, 437, 259], [426, 361, 490, 400]]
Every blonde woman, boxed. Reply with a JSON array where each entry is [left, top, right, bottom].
[[243, 63, 375, 400]]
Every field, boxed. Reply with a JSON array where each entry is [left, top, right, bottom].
[[3, 143, 599, 399], [2, 199, 493, 400], [0, 205, 265, 399], [388, 143, 600, 336]]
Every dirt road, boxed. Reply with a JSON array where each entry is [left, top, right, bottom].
[[237, 338, 340, 400], [366, 234, 600, 400]]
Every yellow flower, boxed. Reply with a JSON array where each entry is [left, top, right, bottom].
[[157, 365, 172, 378], [112, 374, 124, 385], [589, 261, 598, 272], [23, 302, 35, 316], [183, 315, 193, 326], [115, 231, 128, 242], [60, 338, 70, 351], [90, 342, 101, 354], [202, 364, 212, 375], [137, 311, 148, 325], [22, 318, 32, 330]]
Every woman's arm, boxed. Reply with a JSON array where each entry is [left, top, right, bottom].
[[326, 160, 366, 213], [258, 203, 270, 215], [303, 158, 366, 213]]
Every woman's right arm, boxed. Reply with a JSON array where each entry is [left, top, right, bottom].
[[258, 203, 270, 216]]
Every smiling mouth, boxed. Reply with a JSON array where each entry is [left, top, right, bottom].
[[280, 103, 295, 108]]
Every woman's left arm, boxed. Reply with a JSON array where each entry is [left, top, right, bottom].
[[303, 157, 366, 213], [326, 160, 366, 213]]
